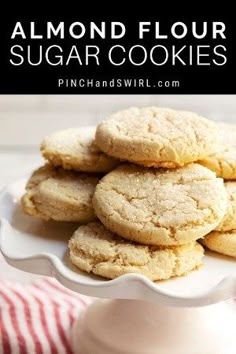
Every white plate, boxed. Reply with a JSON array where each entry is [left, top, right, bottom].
[[0, 179, 236, 307]]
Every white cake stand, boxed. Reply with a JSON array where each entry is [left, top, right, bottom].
[[1, 179, 236, 354]]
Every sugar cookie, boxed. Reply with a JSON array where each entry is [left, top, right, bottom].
[[199, 123, 236, 179], [69, 222, 204, 281], [92, 163, 227, 246], [41, 127, 119, 172], [21, 164, 98, 222], [202, 230, 236, 259], [215, 182, 236, 231], [95, 107, 219, 168]]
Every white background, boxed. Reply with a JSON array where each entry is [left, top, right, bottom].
[[0, 95, 235, 282], [0, 95, 235, 146]]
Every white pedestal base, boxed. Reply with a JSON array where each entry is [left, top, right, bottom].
[[72, 299, 236, 354]]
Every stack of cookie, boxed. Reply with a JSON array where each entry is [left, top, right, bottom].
[[21, 127, 118, 223], [21, 107, 236, 282], [199, 123, 236, 258]]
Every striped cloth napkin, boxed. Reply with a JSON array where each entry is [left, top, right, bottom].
[[0, 278, 93, 354]]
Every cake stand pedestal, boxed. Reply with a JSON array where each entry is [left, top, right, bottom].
[[72, 299, 236, 354], [1, 180, 236, 354]]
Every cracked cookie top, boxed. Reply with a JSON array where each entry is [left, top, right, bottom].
[[69, 221, 204, 281], [41, 127, 119, 173], [92, 163, 227, 246], [199, 123, 236, 179], [95, 107, 219, 168]]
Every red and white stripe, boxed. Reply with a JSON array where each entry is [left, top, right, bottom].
[[0, 278, 93, 354]]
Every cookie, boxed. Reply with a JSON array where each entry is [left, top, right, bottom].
[[215, 182, 236, 231], [92, 163, 227, 246], [21, 164, 99, 222], [41, 127, 119, 173], [201, 230, 236, 259], [199, 123, 236, 179], [69, 222, 204, 281], [95, 107, 219, 168]]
